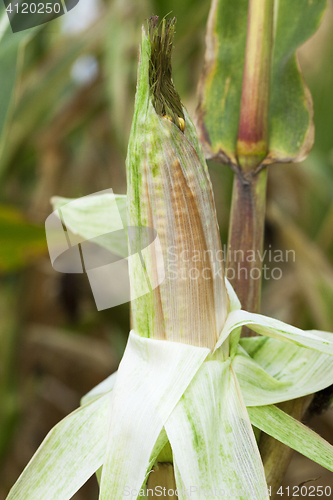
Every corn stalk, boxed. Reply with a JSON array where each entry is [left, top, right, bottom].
[[197, 0, 328, 495]]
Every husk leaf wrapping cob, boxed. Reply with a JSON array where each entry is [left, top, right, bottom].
[[126, 17, 229, 351]]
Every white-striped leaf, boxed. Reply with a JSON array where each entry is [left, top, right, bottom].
[[216, 309, 333, 355], [248, 404, 333, 472], [165, 360, 269, 500], [6, 393, 111, 500], [236, 336, 333, 406], [99, 331, 209, 500]]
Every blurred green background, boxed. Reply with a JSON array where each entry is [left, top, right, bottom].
[[0, 0, 333, 498]]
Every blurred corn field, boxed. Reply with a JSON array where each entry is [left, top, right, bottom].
[[0, 0, 333, 498]]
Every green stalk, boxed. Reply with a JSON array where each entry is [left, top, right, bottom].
[[227, 168, 267, 314], [236, 0, 274, 171], [227, 0, 274, 318], [226, 2, 314, 496]]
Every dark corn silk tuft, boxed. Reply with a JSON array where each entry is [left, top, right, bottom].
[[148, 16, 185, 130], [126, 17, 229, 351]]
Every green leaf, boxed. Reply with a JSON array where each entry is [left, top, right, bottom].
[[196, 0, 248, 165], [265, 0, 327, 164], [104, 0, 148, 150], [0, 31, 90, 176], [6, 393, 111, 500], [165, 360, 269, 499], [248, 404, 333, 472], [51, 193, 128, 258], [0, 7, 38, 161], [197, 0, 327, 165], [216, 309, 333, 355], [233, 338, 333, 406], [0, 9, 21, 138], [99, 331, 210, 499], [0, 204, 47, 272]]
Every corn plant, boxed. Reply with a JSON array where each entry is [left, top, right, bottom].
[[4, 1, 333, 500]]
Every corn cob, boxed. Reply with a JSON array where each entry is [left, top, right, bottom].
[[126, 17, 229, 351]]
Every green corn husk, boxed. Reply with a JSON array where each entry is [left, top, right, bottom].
[[126, 17, 229, 351]]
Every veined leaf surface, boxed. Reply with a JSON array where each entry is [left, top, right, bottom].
[[6, 394, 111, 500], [197, 0, 327, 166], [234, 337, 333, 406], [165, 360, 269, 499], [248, 404, 333, 472]]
